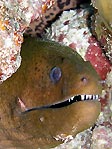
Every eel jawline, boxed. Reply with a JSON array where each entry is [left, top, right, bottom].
[[19, 94, 100, 114]]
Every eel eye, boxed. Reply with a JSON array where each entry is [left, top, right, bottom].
[[81, 77, 88, 84], [50, 67, 62, 83]]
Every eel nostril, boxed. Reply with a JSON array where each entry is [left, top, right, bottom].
[[81, 77, 88, 84]]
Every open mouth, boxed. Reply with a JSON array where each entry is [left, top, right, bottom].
[[21, 94, 99, 114]]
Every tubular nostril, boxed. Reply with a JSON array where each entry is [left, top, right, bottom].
[[81, 77, 88, 84]]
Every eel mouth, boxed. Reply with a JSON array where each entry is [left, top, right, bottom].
[[20, 94, 100, 114]]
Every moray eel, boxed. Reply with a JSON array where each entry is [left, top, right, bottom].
[[25, 0, 90, 36], [0, 37, 102, 148]]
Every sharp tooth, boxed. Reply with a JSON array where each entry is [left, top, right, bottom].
[[80, 94, 99, 101], [94, 95, 97, 100], [69, 98, 71, 102], [88, 95, 92, 99], [93, 95, 96, 100], [81, 95, 85, 100], [96, 95, 99, 99], [71, 96, 74, 100], [91, 95, 93, 99], [86, 95, 89, 100]]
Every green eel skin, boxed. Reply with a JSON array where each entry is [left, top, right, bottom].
[[0, 37, 102, 148]]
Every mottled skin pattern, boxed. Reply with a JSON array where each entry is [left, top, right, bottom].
[[25, 0, 86, 36], [0, 38, 102, 148]]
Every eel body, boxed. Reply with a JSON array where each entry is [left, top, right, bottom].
[[0, 37, 102, 148], [25, 0, 90, 36]]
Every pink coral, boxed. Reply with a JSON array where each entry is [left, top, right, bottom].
[[85, 37, 111, 80]]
